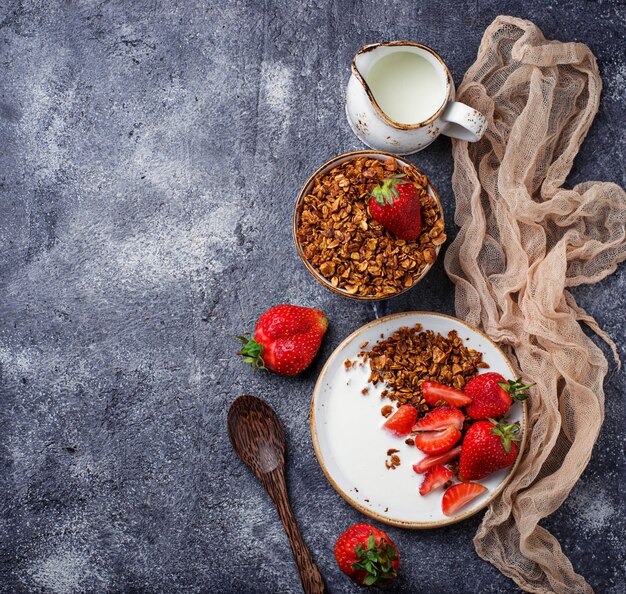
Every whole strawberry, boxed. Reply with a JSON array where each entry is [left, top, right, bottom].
[[237, 305, 328, 376], [334, 523, 400, 587], [368, 174, 422, 240], [465, 373, 533, 420], [458, 419, 520, 481]]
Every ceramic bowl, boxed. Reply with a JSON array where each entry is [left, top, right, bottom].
[[310, 311, 527, 528], [292, 150, 444, 301]]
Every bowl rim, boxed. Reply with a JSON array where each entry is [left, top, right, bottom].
[[309, 310, 529, 529], [292, 150, 444, 301]]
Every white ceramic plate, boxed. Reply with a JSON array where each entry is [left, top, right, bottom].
[[310, 311, 526, 528]]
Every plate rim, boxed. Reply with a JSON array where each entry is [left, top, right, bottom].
[[309, 310, 528, 529]]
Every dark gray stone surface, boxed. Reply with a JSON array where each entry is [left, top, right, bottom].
[[0, 1, 624, 593]]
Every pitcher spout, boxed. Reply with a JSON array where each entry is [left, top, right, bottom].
[[352, 43, 384, 82]]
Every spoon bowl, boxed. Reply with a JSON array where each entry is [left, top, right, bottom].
[[228, 395, 285, 476]]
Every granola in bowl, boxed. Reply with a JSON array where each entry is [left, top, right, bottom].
[[293, 151, 445, 299], [357, 323, 489, 416]]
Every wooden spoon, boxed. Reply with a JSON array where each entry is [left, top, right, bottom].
[[227, 395, 326, 594]]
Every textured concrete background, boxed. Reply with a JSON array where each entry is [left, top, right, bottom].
[[0, 1, 624, 593]]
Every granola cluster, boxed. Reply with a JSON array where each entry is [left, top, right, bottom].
[[385, 448, 401, 470], [295, 157, 445, 298], [358, 324, 488, 414]]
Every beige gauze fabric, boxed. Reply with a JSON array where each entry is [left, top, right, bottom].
[[444, 15, 626, 594]]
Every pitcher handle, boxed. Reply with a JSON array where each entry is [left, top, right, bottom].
[[440, 101, 487, 142]]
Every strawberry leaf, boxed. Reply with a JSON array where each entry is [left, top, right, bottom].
[[351, 534, 398, 586], [236, 335, 266, 371], [363, 575, 376, 586], [498, 378, 534, 401], [488, 418, 520, 455], [370, 175, 412, 208]]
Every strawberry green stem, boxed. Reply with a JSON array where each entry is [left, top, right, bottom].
[[351, 533, 398, 586], [237, 335, 266, 371], [488, 418, 521, 455], [370, 174, 408, 207], [498, 377, 534, 401]]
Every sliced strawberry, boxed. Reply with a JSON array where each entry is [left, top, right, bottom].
[[412, 425, 461, 455], [412, 446, 462, 474], [412, 406, 465, 432], [422, 381, 472, 407], [419, 465, 453, 496], [442, 482, 488, 516], [383, 404, 418, 437]]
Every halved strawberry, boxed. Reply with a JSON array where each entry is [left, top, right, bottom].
[[419, 465, 453, 496], [442, 482, 487, 516], [383, 404, 418, 437], [422, 381, 472, 407], [412, 425, 461, 455], [412, 406, 465, 432], [412, 446, 462, 474]]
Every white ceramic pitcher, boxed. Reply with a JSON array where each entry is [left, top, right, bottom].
[[346, 41, 487, 155]]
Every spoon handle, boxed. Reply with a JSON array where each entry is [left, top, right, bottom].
[[263, 471, 326, 594]]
